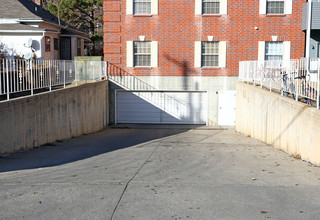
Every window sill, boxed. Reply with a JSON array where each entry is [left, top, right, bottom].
[[201, 67, 222, 69], [266, 14, 286, 17], [133, 15, 153, 17], [202, 14, 222, 17], [132, 67, 153, 69]]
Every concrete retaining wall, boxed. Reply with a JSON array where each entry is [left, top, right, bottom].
[[0, 81, 109, 155], [236, 82, 320, 165]]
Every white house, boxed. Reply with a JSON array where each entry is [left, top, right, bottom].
[[0, 0, 89, 60]]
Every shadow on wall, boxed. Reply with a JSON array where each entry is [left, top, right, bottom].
[[0, 128, 188, 173], [0, 42, 19, 58], [0, 40, 40, 59], [164, 54, 203, 124]]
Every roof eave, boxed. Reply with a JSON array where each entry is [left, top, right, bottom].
[[0, 30, 45, 33]]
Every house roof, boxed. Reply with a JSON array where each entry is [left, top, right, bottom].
[[0, 0, 88, 39], [0, 23, 44, 32], [0, 0, 62, 25]]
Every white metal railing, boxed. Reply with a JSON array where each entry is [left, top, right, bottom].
[[0, 59, 189, 120], [0, 59, 107, 100], [107, 62, 189, 119], [239, 59, 320, 109]]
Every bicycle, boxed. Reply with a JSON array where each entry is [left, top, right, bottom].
[[294, 74, 317, 106], [281, 70, 296, 100]]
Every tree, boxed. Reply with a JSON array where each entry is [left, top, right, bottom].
[[44, 0, 103, 56]]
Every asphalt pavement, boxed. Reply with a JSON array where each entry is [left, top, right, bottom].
[[1, 127, 320, 220]]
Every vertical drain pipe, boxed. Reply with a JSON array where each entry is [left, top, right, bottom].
[[306, 1, 312, 72]]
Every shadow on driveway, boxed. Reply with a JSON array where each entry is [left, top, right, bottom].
[[0, 127, 191, 173]]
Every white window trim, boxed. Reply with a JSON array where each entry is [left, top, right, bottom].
[[195, 0, 227, 15], [126, 0, 158, 15], [202, 41, 220, 67], [194, 41, 227, 68], [259, 0, 292, 15], [127, 41, 134, 67], [258, 41, 291, 61], [134, 41, 152, 67], [127, 41, 158, 68]]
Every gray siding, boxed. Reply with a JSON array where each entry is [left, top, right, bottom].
[[312, 3, 320, 29], [302, 3, 308, 30], [302, 2, 320, 30]]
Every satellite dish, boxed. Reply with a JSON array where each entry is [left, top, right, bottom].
[[26, 38, 33, 48], [24, 52, 33, 60]]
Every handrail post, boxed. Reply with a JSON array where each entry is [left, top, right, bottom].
[[30, 60, 34, 96], [75, 61, 77, 86], [6, 59, 9, 100], [92, 61, 94, 82], [295, 60, 298, 101], [317, 59, 320, 109], [64, 60, 66, 88], [106, 61, 109, 80], [49, 60, 52, 91]]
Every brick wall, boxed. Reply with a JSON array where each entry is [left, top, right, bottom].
[[103, 0, 306, 77]]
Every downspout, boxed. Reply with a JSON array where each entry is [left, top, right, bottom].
[[306, 0, 312, 60], [305, 0, 312, 164], [41, 31, 45, 60]]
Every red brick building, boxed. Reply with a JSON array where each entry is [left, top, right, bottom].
[[103, 0, 306, 125]]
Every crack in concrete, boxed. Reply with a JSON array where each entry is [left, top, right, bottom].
[[110, 140, 162, 220]]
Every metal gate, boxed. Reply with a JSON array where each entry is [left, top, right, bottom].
[[115, 90, 208, 125]]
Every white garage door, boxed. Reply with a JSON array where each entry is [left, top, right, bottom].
[[116, 91, 207, 125]]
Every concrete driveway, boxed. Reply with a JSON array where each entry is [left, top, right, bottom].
[[1, 127, 320, 220]]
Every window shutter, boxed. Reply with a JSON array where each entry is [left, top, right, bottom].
[[220, 0, 228, 15], [126, 0, 133, 15], [283, 41, 291, 61], [127, 41, 133, 67], [194, 41, 201, 67], [259, 0, 266, 14], [151, 0, 158, 15], [219, 41, 227, 68], [195, 0, 202, 15], [285, 0, 292, 14], [151, 41, 158, 67], [258, 41, 266, 61]]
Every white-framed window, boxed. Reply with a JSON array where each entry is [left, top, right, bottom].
[[127, 0, 158, 15], [134, 0, 151, 15], [134, 41, 151, 67], [202, 0, 220, 15], [258, 41, 291, 66], [265, 41, 283, 61], [127, 41, 158, 67], [259, 0, 292, 15], [267, 0, 284, 14], [195, 41, 227, 68], [201, 41, 219, 67], [195, 0, 227, 15]]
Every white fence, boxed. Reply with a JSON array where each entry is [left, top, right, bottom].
[[0, 59, 107, 100], [239, 59, 320, 109]]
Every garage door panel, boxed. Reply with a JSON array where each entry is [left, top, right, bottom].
[[116, 91, 207, 125], [117, 117, 161, 124], [117, 112, 161, 118]]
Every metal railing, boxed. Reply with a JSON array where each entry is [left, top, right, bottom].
[[0, 59, 107, 100], [0, 59, 189, 120], [107, 62, 189, 119], [239, 59, 320, 109]]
